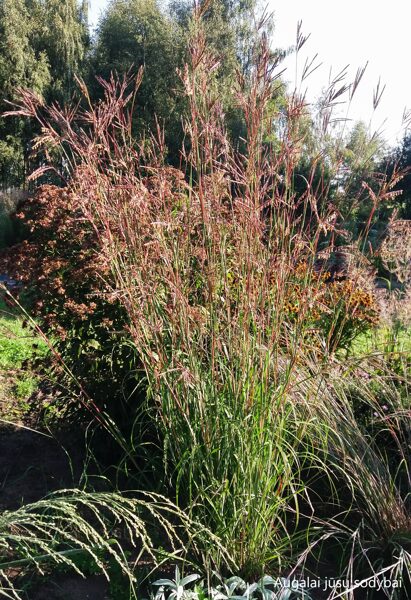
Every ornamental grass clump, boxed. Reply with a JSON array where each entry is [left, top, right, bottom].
[[296, 365, 411, 592], [0, 490, 227, 600], [7, 3, 409, 580]]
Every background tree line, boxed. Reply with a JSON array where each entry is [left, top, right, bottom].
[[0, 0, 270, 186], [0, 0, 410, 220]]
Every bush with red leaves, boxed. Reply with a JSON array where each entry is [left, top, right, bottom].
[[0, 184, 138, 416]]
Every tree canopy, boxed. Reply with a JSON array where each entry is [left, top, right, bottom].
[[91, 0, 183, 138], [0, 0, 88, 187]]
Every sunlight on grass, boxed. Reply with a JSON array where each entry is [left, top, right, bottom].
[[0, 295, 48, 419]]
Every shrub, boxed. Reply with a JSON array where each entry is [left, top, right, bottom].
[[285, 261, 378, 354], [0, 185, 140, 422]]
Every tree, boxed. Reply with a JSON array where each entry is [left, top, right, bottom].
[[0, 0, 51, 187], [343, 121, 383, 174], [0, 0, 51, 97], [332, 121, 387, 236], [383, 133, 411, 219], [169, 0, 265, 76], [91, 0, 183, 140], [0, 0, 88, 188], [38, 0, 88, 101]]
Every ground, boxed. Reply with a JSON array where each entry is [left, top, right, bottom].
[[0, 294, 111, 598]]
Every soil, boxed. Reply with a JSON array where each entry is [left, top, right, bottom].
[[31, 574, 109, 600], [0, 422, 82, 511]]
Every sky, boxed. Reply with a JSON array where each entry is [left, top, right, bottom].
[[88, 0, 411, 146], [89, 0, 108, 29]]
